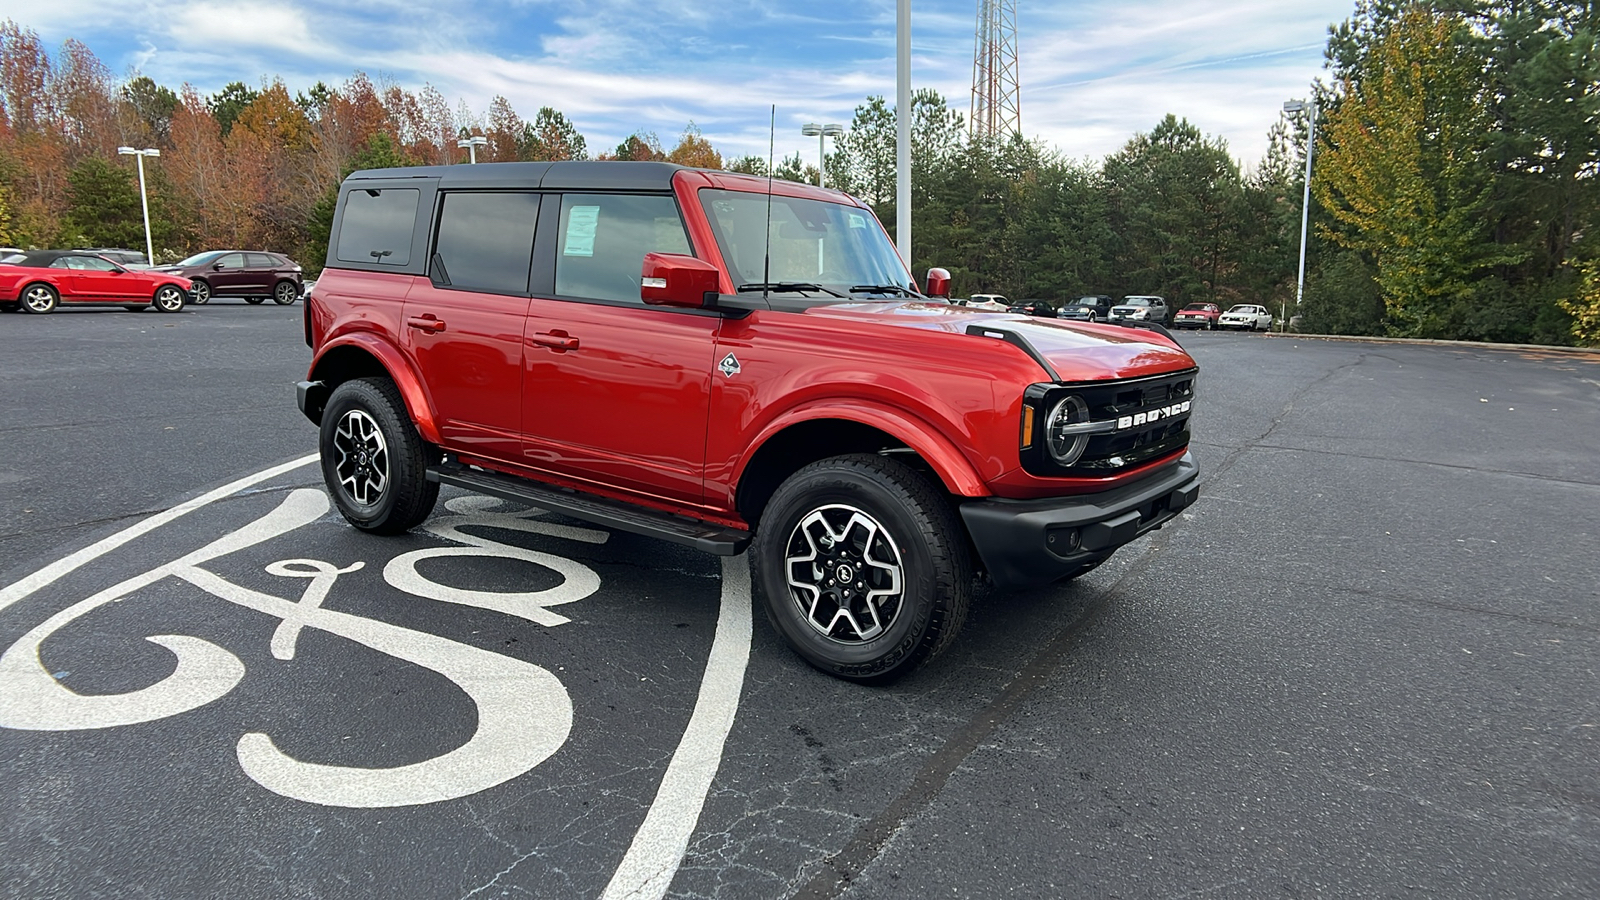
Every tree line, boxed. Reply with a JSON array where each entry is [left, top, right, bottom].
[[1, 2, 1595, 346]]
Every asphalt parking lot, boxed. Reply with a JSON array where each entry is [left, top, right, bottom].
[[1, 305, 1596, 899]]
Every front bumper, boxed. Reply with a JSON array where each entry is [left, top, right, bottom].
[[959, 453, 1198, 588]]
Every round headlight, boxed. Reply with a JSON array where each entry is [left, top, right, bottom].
[[1046, 395, 1092, 466]]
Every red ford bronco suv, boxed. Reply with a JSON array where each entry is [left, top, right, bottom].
[[297, 161, 1198, 683]]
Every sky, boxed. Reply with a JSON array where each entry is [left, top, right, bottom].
[[0, 0, 1356, 169]]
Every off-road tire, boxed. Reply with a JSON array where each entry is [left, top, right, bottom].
[[319, 377, 439, 535], [750, 453, 972, 685]]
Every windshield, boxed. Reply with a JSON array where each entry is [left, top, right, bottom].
[[176, 251, 225, 266], [698, 189, 913, 298], [1121, 298, 1152, 307], [1227, 305, 1255, 313], [1183, 303, 1212, 311]]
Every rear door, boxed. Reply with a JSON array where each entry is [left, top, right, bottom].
[[245, 253, 278, 293], [520, 191, 716, 507], [402, 190, 539, 462]]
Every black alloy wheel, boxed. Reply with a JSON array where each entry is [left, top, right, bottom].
[[21, 283, 58, 314], [319, 377, 439, 534], [190, 280, 211, 304], [751, 453, 971, 684], [272, 280, 298, 305], [153, 285, 186, 313]]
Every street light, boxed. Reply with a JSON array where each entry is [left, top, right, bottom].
[[800, 123, 845, 188], [457, 135, 488, 164], [1283, 98, 1317, 333], [116, 147, 161, 267]]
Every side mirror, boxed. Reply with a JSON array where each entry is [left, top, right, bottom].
[[641, 252, 721, 309], [924, 267, 951, 299], [212, 263, 224, 270]]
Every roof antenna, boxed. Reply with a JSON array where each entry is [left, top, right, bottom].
[[763, 104, 775, 302]]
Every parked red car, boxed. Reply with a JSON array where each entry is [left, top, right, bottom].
[[156, 250, 303, 305], [0, 250, 191, 314], [1172, 302, 1221, 329], [298, 161, 1200, 683]]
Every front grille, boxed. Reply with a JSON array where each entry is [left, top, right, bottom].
[[1021, 369, 1197, 478]]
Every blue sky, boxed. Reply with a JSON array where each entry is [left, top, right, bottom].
[[1, 0, 1354, 167]]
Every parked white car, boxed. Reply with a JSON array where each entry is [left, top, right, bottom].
[[1219, 304, 1274, 331]]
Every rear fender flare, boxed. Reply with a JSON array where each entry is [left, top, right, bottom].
[[309, 334, 442, 445]]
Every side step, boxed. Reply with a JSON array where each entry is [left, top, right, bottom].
[[427, 462, 750, 556]]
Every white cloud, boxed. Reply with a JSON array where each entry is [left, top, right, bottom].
[[167, 2, 312, 55]]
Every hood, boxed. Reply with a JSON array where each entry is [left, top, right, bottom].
[[808, 301, 1193, 382]]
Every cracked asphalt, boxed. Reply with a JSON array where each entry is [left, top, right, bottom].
[[1, 305, 1596, 899]]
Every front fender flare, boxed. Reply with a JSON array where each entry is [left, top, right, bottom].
[[737, 401, 989, 498]]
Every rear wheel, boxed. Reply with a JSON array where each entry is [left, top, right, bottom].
[[750, 453, 971, 684], [153, 285, 186, 313], [21, 284, 58, 314], [272, 280, 298, 305], [319, 377, 439, 534]]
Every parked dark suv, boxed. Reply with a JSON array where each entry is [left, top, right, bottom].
[[159, 251, 303, 305], [297, 161, 1200, 683]]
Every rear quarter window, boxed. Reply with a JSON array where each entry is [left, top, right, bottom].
[[336, 188, 420, 266]]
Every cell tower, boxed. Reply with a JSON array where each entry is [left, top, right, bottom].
[[970, 0, 1022, 139]]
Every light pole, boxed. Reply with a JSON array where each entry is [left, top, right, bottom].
[[800, 123, 845, 188], [457, 135, 488, 164], [116, 146, 160, 266], [895, 0, 911, 265], [1283, 98, 1316, 333]]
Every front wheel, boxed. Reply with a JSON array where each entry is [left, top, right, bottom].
[[319, 378, 439, 534], [153, 285, 186, 313], [750, 454, 972, 684], [190, 280, 211, 304], [272, 280, 298, 305], [22, 283, 58, 314]]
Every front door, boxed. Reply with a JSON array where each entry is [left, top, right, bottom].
[[209, 253, 248, 295], [521, 192, 715, 508], [403, 191, 541, 463]]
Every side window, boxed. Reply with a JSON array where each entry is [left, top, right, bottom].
[[247, 253, 276, 268], [49, 258, 76, 269], [554, 193, 691, 304], [336, 188, 420, 266], [80, 257, 118, 271], [432, 192, 540, 295], [216, 253, 245, 269]]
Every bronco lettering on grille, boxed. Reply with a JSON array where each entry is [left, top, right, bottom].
[[1116, 400, 1192, 430]]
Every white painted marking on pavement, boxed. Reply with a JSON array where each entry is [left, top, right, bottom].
[[0, 453, 319, 616], [601, 554, 753, 900]]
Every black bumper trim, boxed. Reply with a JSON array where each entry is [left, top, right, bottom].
[[296, 380, 328, 425], [959, 454, 1198, 589]]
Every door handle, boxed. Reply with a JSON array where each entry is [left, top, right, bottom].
[[530, 331, 579, 351], [407, 315, 446, 333]]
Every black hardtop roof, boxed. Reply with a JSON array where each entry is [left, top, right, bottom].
[[345, 160, 690, 192]]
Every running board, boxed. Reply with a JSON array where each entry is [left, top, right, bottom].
[[427, 462, 750, 556]]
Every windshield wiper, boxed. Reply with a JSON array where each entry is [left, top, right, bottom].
[[849, 284, 917, 297], [736, 282, 846, 298]]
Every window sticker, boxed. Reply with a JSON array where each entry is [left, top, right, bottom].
[[564, 206, 600, 257], [847, 213, 867, 229]]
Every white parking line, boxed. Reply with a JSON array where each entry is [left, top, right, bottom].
[[0, 453, 319, 615], [602, 554, 753, 900]]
